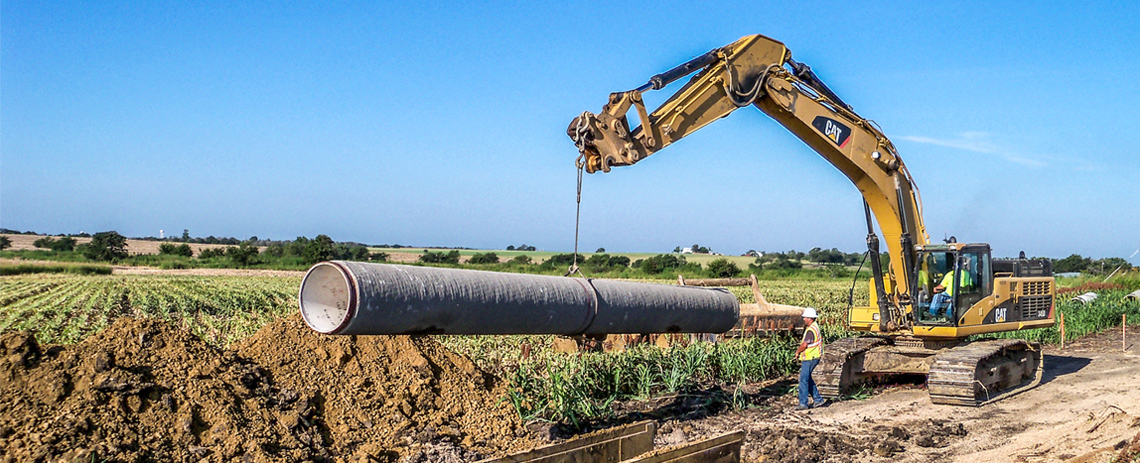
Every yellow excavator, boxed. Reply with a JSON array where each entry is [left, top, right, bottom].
[[567, 34, 1055, 406]]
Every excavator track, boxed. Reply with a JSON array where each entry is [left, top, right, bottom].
[[927, 339, 1042, 406], [815, 336, 890, 398]]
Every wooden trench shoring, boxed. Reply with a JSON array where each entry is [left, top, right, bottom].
[[477, 420, 745, 463]]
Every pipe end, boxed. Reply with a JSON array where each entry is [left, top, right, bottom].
[[299, 262, 355, 334]]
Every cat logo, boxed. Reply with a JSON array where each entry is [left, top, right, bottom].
[[811, 116, 852, 148]]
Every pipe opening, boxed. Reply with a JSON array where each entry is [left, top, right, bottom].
[[299, 262, 354, 334]]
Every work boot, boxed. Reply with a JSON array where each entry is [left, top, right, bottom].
[[813, 399, 829, 409], [795, 404, 810, 411]]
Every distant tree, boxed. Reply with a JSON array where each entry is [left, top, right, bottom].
[[595, 247, 605, 253], [706, 258, 740, 278], [1053, 254, 1091, 273], [53, 236, 78, 252], [506, 245, 516, 251], [198, 248, 224, 259], [369, 252, 389, 262], [263, 243, 285, 257], [0, 236, 10, 250], [226, 242, 260, 266], [542, 253, 587, 269], [159, 243, 193, 257], [331, 243, 370, 261], [824, 264, 850, 279], [83, 231, 128, 261], [509, 255, 532, 265], [34, 236, 77, 252], [673, 246, 682, 253], [305, 235, 336, 264], [762, 255, 802, 270], [639, 254, 686, 274], [468, 252, 500, 264], [182, 229, 190, 242], [584, 254, 631, 271], [1088, 257, 1132, 275], [420, 250, 461, 264]]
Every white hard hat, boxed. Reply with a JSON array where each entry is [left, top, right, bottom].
[[802, 307, 818, 319]]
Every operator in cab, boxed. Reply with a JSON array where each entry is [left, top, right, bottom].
[[929, 257, 974, 319], [795, 307, 827, 410]]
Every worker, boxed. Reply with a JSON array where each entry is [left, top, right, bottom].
[[794, 307, 827, 410], [929, 258, 974, 318]]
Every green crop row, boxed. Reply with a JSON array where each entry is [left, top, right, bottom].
[[437, 278, 859, 424], [0, 274, 300, 347], [0, 262, 112, 275]]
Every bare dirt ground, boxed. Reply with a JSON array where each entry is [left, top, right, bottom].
[[627, 328, 1140, 463]]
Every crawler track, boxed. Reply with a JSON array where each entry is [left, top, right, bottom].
[[927, 339, 1043, 406], [815, 336, 890, 398]]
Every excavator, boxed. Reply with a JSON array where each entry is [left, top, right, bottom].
[[566, 34, 1055, 406]]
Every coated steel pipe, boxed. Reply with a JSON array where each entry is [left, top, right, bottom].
[[299, 261, 739, 335]]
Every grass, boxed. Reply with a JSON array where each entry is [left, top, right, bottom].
[[0, 262, 112, 275]]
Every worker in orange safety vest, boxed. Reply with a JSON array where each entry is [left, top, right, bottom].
[[794, 307, 827, 410]]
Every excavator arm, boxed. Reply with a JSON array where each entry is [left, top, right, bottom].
[[568, 34, 929, 330]]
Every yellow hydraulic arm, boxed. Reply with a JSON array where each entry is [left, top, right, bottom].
[[568, 34, 930, 330]]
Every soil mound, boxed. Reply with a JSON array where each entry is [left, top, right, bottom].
[[236, 314, 529, 460], [0, 315, 531, 463]]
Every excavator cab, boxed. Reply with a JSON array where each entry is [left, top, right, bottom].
[[912, 244, 993, 326]]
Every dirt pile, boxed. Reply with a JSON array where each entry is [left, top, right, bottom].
[[236, 315, 529, 460], [0, 315, 531, 463]]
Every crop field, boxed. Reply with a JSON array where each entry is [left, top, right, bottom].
[[2, 271, 1140, 463], [5, 272, 1138, 425], [0, 274, 300, 347]]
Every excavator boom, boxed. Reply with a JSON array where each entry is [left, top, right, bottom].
[[568, 34, 926, 330]]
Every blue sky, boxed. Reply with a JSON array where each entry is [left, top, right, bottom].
[[3, 1, 1138, 262]]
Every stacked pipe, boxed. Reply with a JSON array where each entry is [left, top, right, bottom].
[[299, 261, 740, 335]]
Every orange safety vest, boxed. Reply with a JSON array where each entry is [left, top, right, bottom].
[[800, 322, 823, 361]]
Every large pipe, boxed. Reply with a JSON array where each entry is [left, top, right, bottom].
[[299, 261, 739, 335]]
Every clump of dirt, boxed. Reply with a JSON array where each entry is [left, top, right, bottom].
[[0, 315, 532, 463], [743, 426, 879, 462], [908, 419, 967, 448]]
